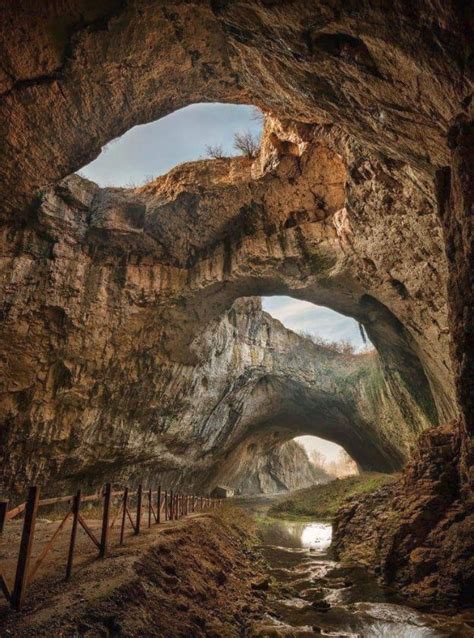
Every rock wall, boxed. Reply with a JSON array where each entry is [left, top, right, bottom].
[[207, 438, 330, 496], [0, 286, 424, 496], [333, 425, 474, 606], [0, 129, 443, 496]]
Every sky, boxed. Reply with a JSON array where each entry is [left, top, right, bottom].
[[294, 435, 345, 463], [262, 296, 367, 350], [81, 102, 368, 350], [79, 102, 262, 187], [81, 103, 367, 462]]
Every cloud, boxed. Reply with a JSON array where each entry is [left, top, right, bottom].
[[262, 296, 369, 350]]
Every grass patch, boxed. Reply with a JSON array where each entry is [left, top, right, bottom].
[[268, 473, 397, 521]]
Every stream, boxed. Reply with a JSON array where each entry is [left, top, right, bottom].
[[255, 518, 474, 637]]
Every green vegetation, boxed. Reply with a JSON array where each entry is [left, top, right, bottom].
[[268, 473, 397, 521]]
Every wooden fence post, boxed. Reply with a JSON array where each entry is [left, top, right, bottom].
[[120, 487, 128, 545], [0, 500, 8, 534], [66, 490, 81, 580], [12, 486, 40, 610], [148, 488, 152, 528], [99, 483, 112, 558], [136, 485, 142, 535], [157, 486, 161, 524]]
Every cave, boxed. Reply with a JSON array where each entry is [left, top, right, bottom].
[[0, 0, 472, 625]]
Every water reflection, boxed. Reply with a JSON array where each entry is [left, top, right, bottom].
[[257, 519, 474, 638], [300, 523, 332, 550]]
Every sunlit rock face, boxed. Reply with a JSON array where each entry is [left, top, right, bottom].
[[0, 287, 429, 496], [0, 0, 471, 606]]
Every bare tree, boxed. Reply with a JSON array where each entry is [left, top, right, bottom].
[[251, 107, 265, 123], [205, 144, 225, 159], [311, 449, 326, 469], [233, 131, 260, 158], [297, 331, 356, 355]]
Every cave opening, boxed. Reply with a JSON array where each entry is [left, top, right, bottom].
[[261, 295, 373, 353], [295, 435, 358, 480], [77, 102, 263, 187]]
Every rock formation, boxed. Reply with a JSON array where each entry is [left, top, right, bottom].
[[333, 425, 474, 606], [213, 438, 330, 496], [0, 152, 438, 496], [0, 0, 472, 606]]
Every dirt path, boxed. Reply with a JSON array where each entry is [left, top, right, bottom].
[[0, 506, 267, 637]]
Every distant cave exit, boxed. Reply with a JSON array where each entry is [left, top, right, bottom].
[[294, 435, 358, 479]]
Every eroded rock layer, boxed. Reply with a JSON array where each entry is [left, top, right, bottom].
[[333, 425, 474, 606]]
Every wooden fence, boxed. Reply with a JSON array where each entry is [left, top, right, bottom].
[[0, 484, 221, 610]]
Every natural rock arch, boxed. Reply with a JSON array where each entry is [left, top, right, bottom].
[[1, 131, 445, 490]]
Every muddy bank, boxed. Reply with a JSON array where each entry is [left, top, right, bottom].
[[0, 508, 266, 637], [333, 427, 474, 607]]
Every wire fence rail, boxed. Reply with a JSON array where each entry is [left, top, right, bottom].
[[0, 484, 222, 611]]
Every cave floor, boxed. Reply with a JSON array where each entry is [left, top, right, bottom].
[[0, 508, 266, 636], [1, 498, 473, 637]]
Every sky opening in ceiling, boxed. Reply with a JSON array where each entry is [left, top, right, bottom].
[[262, 296, 372, 352], [79, 102, 262, 187]]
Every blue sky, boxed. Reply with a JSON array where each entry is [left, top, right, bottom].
[[81, 103, 367, 351], [262, 296, 367, 350], [80, 103, 262, 187]]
